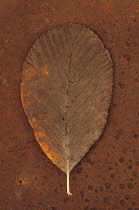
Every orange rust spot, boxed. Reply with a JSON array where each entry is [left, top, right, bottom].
[[38, 114, 51, 125], [38, 141, 62, 167], [29, 117, 50, 132], [21, 85, 32, 107], [38, 141, 49, 153], [31, 117, 37, 123], [33, 94, 42, 103], [21, 87, 31, 98], [22, 65, 37, 84], [21, 92, 32, 108], [28, 118, 50, 136], [101, 119, 107, 124], [41, 66, 49, 75], [23, 100, 32, 109], [28, 120, 44, 132], [35, 131, 49, 139]]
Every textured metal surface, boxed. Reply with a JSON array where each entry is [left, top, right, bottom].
[[0, 0, 139, 209]]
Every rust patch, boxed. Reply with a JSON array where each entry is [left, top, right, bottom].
[[41, 66, 49, 75], [35, 131, 49, 139], [28, 119, 63, 169], [20, 92, 32, 108], [101, 119, 107, 124], [31, 117, 37, 123], [28, 119, 48, 133], [1, 0, 139, 209], [21, 66, 37, 85], [38, 140, 63, 168]]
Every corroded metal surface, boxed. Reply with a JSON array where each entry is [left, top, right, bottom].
[[0, 0, 139, 209]]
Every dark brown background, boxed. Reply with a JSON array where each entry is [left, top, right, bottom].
[[0, 0, 139, 209]]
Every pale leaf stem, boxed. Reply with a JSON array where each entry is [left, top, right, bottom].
[[67, 159, 72, 196]]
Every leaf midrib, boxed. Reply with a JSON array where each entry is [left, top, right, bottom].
[[64, 37, 73, 160]]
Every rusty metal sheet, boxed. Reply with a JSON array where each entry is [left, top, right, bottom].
[[0, 0, 139, 209]]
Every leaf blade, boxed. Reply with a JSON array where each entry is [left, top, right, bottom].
[[21, 24, 113, 173]]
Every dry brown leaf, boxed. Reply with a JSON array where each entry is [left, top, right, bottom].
[[21, 24, 113, 195]]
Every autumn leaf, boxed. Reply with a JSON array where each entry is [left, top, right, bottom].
[[21, 24, 113, 195]]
